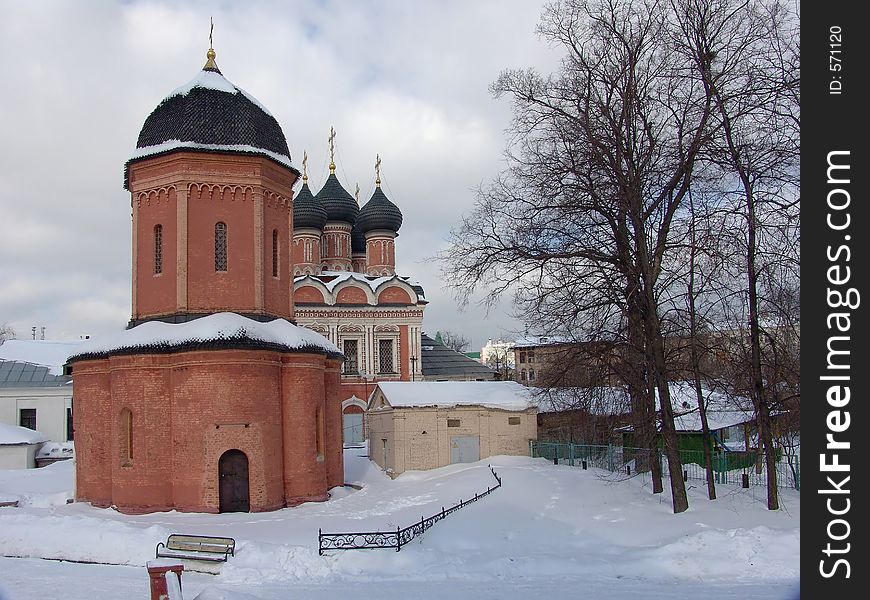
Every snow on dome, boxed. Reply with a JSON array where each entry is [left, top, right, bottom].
[[164, 69, 275, 117], [0, 422, 49, 445], [374, 381, 536, 412], [67, 313, 340, 361]]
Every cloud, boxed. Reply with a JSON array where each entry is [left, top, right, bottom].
[[0, 0, 560, 350]]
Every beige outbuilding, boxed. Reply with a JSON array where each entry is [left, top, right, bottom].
[[366, 381, 537, 475]]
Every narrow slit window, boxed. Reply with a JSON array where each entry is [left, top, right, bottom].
[[120, 408, 133, 465], [215, 222, 228, 271], [272, 229, 279, 278], [154, 224, 163, 274]]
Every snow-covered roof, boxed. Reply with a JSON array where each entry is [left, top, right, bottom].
[[296, 271, 426, 300], [372, 381, 536, 412], [535, 381, 756, 431], [67, 313, 341, 361], [0, 422, 49, 446], [513, 335, 574, 348], [130, 140, 295, 170], [0, 340, 81, 375]]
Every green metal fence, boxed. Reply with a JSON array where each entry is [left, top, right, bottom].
[[530, 441, 800, 491]]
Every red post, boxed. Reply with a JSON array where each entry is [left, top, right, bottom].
[[147, 559, 184, 600]]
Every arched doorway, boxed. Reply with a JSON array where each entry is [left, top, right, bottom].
[[218, 449, 250, 513]]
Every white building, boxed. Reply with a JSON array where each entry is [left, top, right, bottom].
[[0, 340, 79, 443]]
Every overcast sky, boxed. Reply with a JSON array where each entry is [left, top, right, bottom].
[[0, 0, 562, 352]]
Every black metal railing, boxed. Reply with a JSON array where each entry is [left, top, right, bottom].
[[318, 466, 502, 555]]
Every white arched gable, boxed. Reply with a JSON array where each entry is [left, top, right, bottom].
[[293, 277, 333, 305], [331, 279, 378, 305], [373, 276, 419, 304]]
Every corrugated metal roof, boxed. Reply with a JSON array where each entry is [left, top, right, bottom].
[[420, 334, 497, 380], [0, 360, 71, 388]]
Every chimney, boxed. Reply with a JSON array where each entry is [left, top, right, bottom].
[[32, 326, 37, 340], [40, 326, 45, 340]]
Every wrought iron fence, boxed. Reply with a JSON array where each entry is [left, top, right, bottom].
[[530, 441, 800, 491], [318, 466, 502, 555]]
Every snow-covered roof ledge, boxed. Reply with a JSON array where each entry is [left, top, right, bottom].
[[67, 313, 342, 363], [128, 140, 295, 171], [0, 423, 49, 446]]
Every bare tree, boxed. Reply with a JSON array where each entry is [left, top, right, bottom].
[[441, 0, 797, 513], [0, 323, 14, 346], [438, 331, 471, 354]]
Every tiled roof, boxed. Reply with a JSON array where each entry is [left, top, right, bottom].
[[293, 183, 327, 230], [126, 68, 295, 189], [357, 186, 402, 233], [315, 174, 358, 224]]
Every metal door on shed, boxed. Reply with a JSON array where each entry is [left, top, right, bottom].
[[450, 436, 480, 464]]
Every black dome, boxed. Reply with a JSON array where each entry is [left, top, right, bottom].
[[357, 186, 403, 233], [315, 174, 358, 224], [293, 182, 327, 230], [126, 68, 296, 189], [351, 224, 366, 253]]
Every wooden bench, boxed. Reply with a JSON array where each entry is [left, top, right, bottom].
[[155, 534, 236, 563]]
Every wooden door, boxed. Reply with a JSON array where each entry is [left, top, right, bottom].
[[219, 449, 250, 513]]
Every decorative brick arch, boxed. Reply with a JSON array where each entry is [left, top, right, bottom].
[[295, 285, 326, 304], [335, 285, 369, 305], [376, 286, 413, 305]]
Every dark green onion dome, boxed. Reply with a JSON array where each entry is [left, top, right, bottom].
[[351, 223, 366, 253], [356, 186, 403, 233], [293, 182, 327, 230], [315, 173, 359, 224], [125, 50, 297, 190]]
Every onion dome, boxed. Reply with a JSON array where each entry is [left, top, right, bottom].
[[125, 47, 297, 189], [357, 186, 403, 233], [315, 174, 359, 224], [351, 224, 366, 253], [293, 182, 327, 230]]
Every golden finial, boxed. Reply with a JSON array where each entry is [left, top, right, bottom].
[[204, 17, 219, 71], [302, 150, 309, 183], [328, 126, 336, 174], [375, 154, 382, 187]]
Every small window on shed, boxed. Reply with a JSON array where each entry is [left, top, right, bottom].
[[447, 419, 461, 428], [508, 416, 521, 425]]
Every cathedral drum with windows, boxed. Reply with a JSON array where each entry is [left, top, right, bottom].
[[291, 146, 427, 444], [68, 47, 345, 514]]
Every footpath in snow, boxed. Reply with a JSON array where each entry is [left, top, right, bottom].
[[0, 446, 800, 599]]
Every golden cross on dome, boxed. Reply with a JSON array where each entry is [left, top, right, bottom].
[[302, 150, 308, 182], [204, 17, 218, 70], [328, 126, 336, 174], [375, 154, 382, 186]]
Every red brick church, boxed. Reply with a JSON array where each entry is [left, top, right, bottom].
[[68, 46, 347, 514]]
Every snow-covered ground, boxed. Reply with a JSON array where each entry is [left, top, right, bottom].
[[0, 447, 799, 599]]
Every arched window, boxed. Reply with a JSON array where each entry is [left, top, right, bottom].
[[154, 224, 163, 274], [272, 229, 279, 278], [529, 369, 536, 382], [520, 370, 527, 381], [215, 222, 227, 271], [120, 408, 133, 466], [315, 407, 324, 458]]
